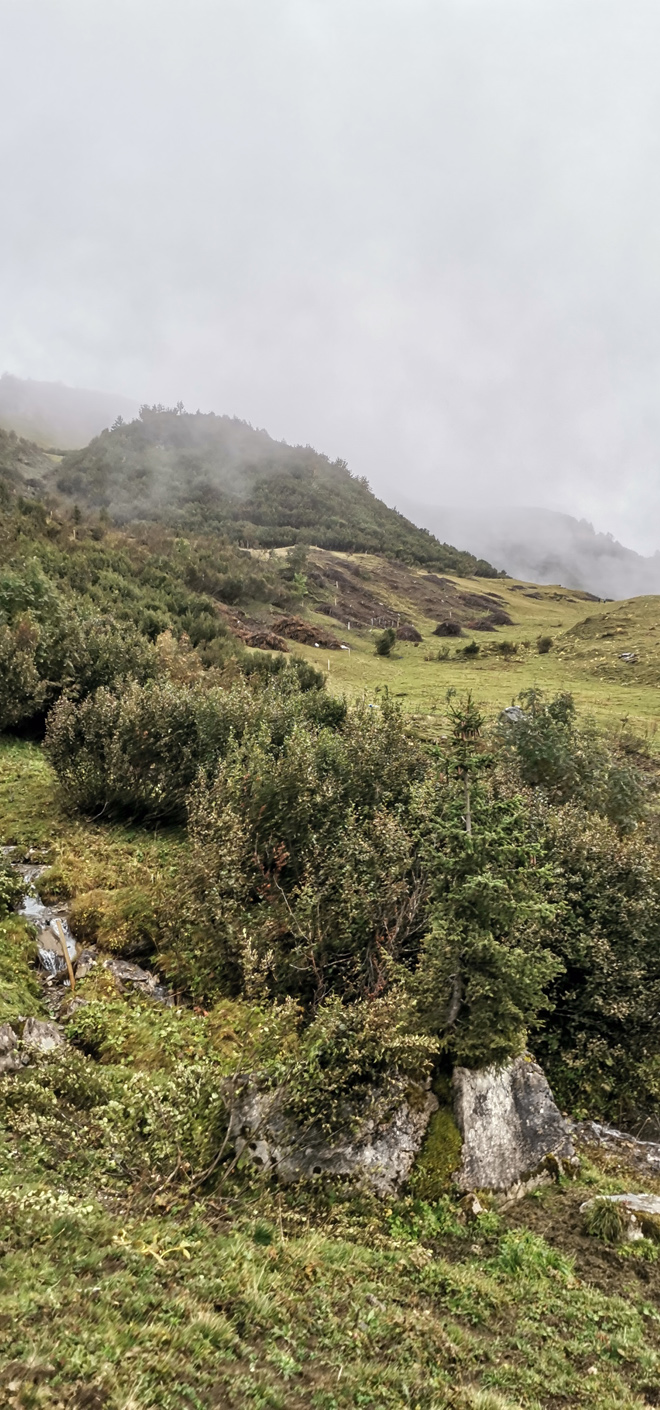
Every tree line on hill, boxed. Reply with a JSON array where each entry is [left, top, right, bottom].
[[1, 404, 499, 574]]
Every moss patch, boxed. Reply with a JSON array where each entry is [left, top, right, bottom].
[[0, 916, 45, 1022], [409, 1103, 463, 1201], [68, 886, 160, 957]]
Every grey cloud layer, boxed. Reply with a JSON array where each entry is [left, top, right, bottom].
[[2, 0, 659, 550]]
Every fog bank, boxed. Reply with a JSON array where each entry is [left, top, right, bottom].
[[2, 2, 660, 553], [399, 502, 660, 600]]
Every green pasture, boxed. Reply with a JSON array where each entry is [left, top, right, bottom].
[[288, 562, 660, 738]]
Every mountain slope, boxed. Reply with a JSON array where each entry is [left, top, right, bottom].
[[0, 425, 60, 493], [0, 373, 139, 450], [53, 407, 499, 574], [398, 501, 660, 600]]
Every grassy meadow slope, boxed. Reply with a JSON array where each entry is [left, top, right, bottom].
[[271, 549, 660, 740]]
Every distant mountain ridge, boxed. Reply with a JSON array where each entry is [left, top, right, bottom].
[[398, 502, 660, 601], [0, 373, 139, 450], [49, 406, 500, 574]]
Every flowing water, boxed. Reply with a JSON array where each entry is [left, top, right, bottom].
[[8, 859, 77, 977]]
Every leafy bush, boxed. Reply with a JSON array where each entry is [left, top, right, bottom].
[[46, 667, 343, 822], [45, 675, 261, 820], [375, 627, 396, 657], [535, 806, 660, 1120], [0, 557, 160, 729], [500, 690, 646, 832], [277, 991, 438, 1136], [168, 691, 560, 1075], [161, 697, 425, 1004], [407, 725, 560, 1068], [0, 617, 46, 729]]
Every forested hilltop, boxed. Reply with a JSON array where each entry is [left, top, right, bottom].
[[47, 405, 499, 573]]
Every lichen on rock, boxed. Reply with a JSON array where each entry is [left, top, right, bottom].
[[453, 1053, 578, 1197], [227, 1074, 438, 1198]]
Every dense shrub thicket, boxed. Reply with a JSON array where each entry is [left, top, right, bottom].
[[40, 653, 660, 1124], [46, 669, 345, 820], [500, 689, 646, 831], [0, 495, 318, 731], [536, 807, 660, 1117]]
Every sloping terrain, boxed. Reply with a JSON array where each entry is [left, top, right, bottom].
[[4, 466, 660, 1408], [0, 425, 60, 493], [277, 551, 660, 738], [51, 407, 499, 573], [2, 739, 660, 1409]]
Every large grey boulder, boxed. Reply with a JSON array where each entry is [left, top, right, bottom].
[[453, 1054, 577, 1196], [227, 1077, 438, 1198]]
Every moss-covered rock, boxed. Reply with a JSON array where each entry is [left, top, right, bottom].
[[68, 886, 160, 957]]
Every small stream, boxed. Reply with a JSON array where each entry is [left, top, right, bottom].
[[5, 854, 77, 977], [5, 849, 171, 1003]]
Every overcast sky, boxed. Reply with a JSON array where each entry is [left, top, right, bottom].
[[2, 0, 660, 551]]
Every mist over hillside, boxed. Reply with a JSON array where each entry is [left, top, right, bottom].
[[51, 406, 499, 574], [0, 374, 139, 450], [398, 502, 660, 600]]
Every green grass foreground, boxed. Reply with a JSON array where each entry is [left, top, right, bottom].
[[4, 1140, 660, 1410]]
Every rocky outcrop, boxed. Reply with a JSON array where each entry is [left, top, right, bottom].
[[227, 1077, 438, 1198], [453, 1054, 578, 1198], [571, 1119, 660, 1176], [0, 1023, 21, 1074], [22, 1018, 65, 1053]]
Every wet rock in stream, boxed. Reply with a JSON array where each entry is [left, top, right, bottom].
[[9, 858, 78, 977]]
